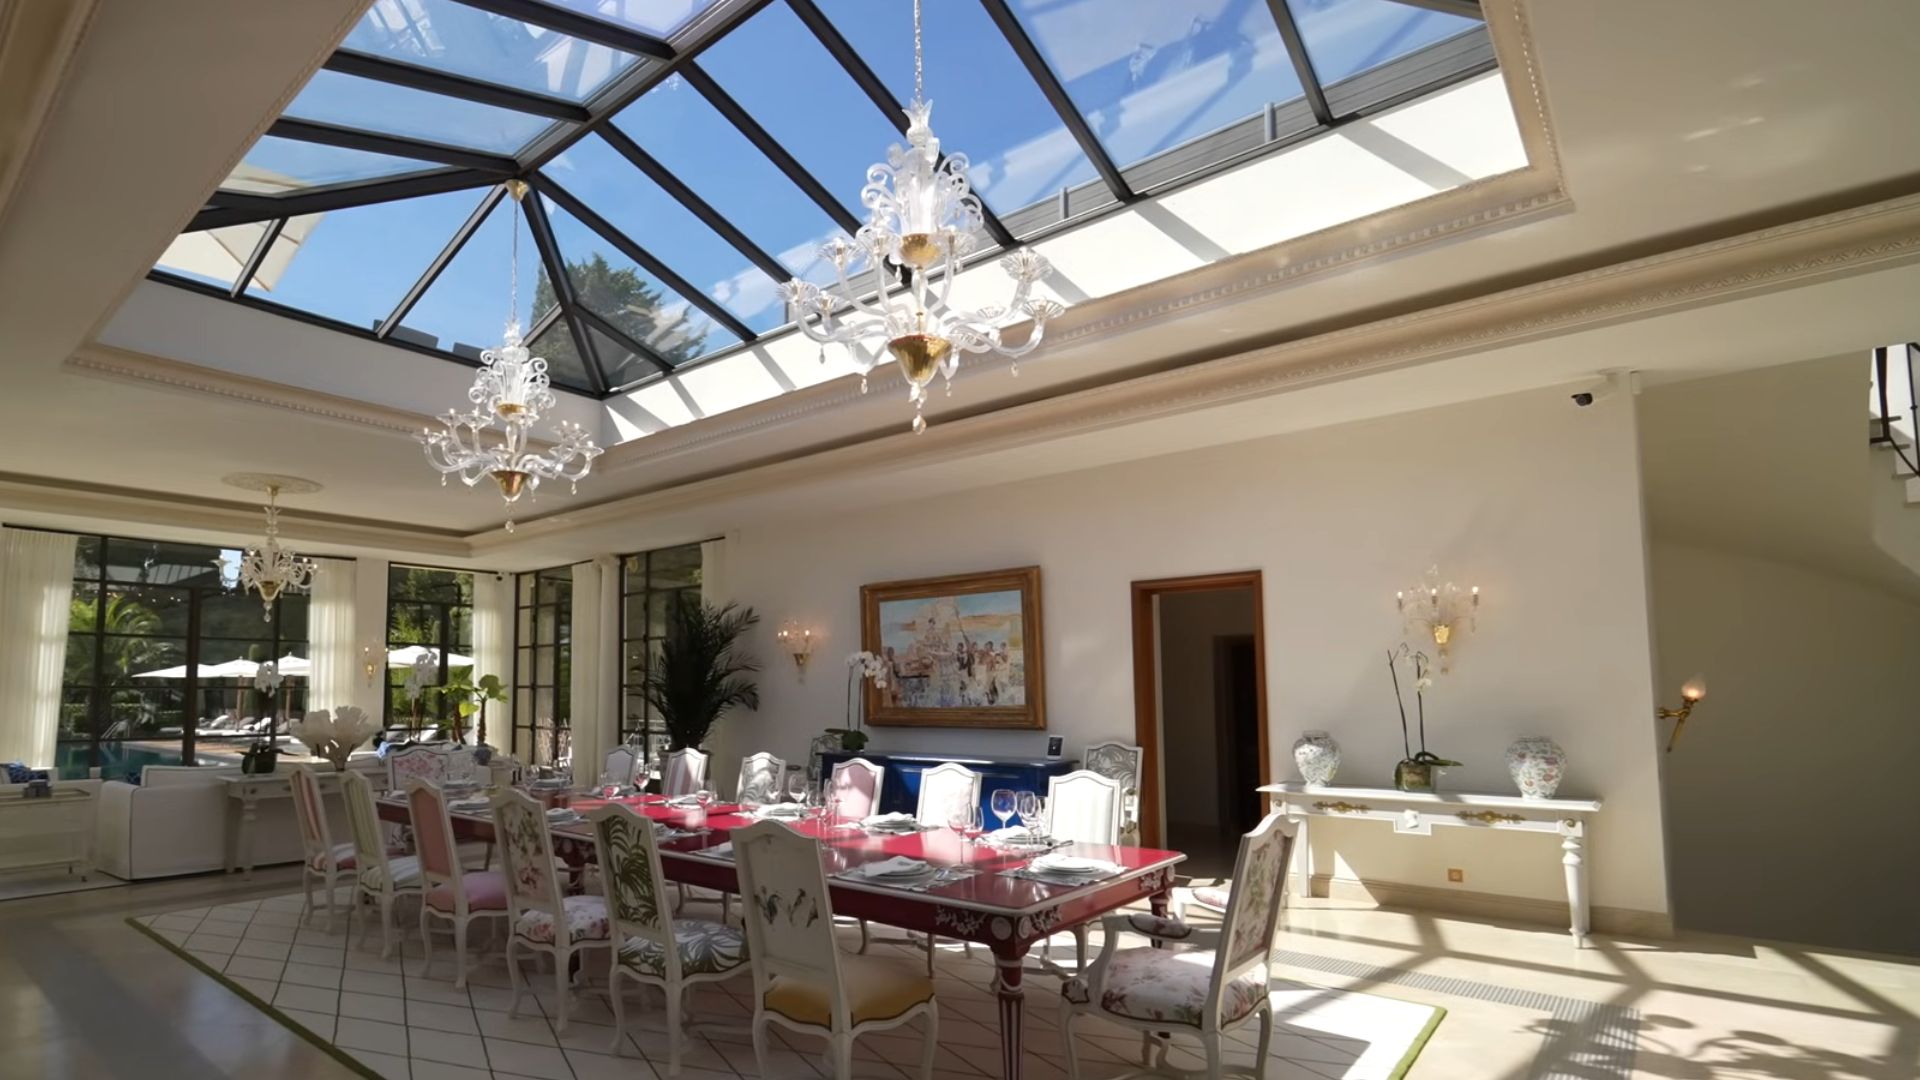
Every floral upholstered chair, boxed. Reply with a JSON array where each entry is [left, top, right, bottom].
[[661, 747, 709, 798], [734, 820, 937, 1080], [409, 780, 509, 989], [735, 751, 785, 804], [592, 803, 748, 1075], [289, 765, 355, 932], [492, 788, 610, 1031], [1059, 812, 1295, 1079], [388, 743, 448, 790], [1043, 769, 1125, 970], [342, 770, 424, 959], [1081, 742, 1143, 840]]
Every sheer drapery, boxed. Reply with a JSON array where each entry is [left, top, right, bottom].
[[307, 559, 357, 714], [471, 571, 512, 747], [696, 536, 732, 769], [568, 559, 613, 778], [0, 529, 78, 767]]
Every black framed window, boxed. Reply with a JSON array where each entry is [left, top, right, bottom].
[[58, 533, 309, 778], [513, 566, 572, 765], [618, 544, 702, 769], [384, 565, 474, 730]]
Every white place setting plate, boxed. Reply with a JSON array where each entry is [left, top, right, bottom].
[[849, 856, 935, 881], [1029, 853, 1121, 879], [861, 812, 922, 833], [752, 803, 808, 819]]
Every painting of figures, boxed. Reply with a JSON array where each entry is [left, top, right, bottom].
[[860, 566, 1045, 729]]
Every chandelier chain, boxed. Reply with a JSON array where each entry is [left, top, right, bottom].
[[509, 194, 520, 328], [913, 0, 923, 101]]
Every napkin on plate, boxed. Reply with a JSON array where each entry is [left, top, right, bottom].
[[666, 795, 703, 808], [852, 856, 928, 878], [861, 812, 920, 830], [755, 803, 807, 818]]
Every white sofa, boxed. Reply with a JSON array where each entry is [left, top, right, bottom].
[[95, 762, 372, 881]]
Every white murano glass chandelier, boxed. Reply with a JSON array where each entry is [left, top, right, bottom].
[[419, 182, 602, 532], [216, 474, 319, 622], [778, 0, 1066, 434]]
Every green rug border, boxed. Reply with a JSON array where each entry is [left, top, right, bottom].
[[126, 916, 381, 1080], [1386, 1002, 1447, 1080]]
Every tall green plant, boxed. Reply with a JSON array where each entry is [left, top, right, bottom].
[[641, 600, 760, 751]]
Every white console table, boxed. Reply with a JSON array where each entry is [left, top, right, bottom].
[[1258, 782, 1603, 946], [0, 789, 93, 879], [222, 769, 354, 878]]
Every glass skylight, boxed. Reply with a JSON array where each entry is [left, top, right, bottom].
[[148, 0, 1495, 398], [343, 0, 642, 102]]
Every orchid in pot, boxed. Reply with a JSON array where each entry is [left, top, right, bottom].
[[402, 652, 438, 740], [827, 651, 890, 753], [1387, 644, 1460, 792], [290, 706, 380, 771], [242, 661, 287, 774]]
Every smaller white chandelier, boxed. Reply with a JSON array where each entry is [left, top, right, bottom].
[[419, 182, 602, 531], [217, 474, 320, 622], [778, 0, 1065, 434]]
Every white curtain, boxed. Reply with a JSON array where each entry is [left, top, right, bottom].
[[697, 536, 736, 769], [471, 571, 513, 748], [307, 559, 357, 714], [700, 536, 731, 606], [0, 529, 78, 768]]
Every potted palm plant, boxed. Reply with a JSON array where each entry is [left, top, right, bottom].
[[641, 599, 760, 757]]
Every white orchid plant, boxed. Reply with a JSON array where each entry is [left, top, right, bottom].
[[830, 650, 890, 752], [1388, 643, 1459, 770], [251, 660, 287, 744], [402, 652, 439, 735], [290, 706, 379, 771]]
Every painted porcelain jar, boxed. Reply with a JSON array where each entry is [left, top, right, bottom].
[[1505, 736, 1567, 799], [1292, 731, 1341, 786]]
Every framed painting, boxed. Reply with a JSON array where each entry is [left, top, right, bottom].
[[861, 566, 1045, 729]]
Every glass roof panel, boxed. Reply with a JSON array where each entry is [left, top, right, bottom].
[[1002, 0, 1305, 168], [1292, 0, 1480, 84], [527, 312, 594, 391], [697, 2, 906, 221], [546, 134, 784, 333], [815, 0, 1096, 215], [584, 324, 657, 389], [219, 136, 443, 195], [155, 225, 272, 289], [247, 190, 490, 329], [285, 69, 559, 153], [343, 0, 641, 102], [398, 191, 552, 358], [541, 0, 717, 38], [612, 77, 849, 288], [541, 197, 733, 365]]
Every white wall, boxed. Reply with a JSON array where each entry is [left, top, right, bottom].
[[1651, 541, 1920, 955], [718, 386, 1671, 917]]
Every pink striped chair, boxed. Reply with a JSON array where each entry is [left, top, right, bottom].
[[408, 781, 509, 990], [828, 757, 885, 951], [289, 765, 354, 932]]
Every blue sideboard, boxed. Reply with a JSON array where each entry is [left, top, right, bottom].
[[818, 750, 1076, 825]]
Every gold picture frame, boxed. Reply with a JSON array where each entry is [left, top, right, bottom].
[[860, 566, 1045, 730]]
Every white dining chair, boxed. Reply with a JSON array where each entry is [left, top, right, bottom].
[[492, 788, 611, 1031], [662, 747, 709, 798], [604, 745, 642, 787], [289, 765, 353, 932], [387, 743, 447, 790], [735, 751, 786, 803], [342, 770, 424, 959], [829, 757, 887, 951], [734, 819, 939, 1080], [1059, 813, 1296, 1080], [912, 762, 982, 971], [1082, 741, 1144, 839], [408, 780, 508, 989], [591, 803, 750, 1075], [1045, 769, 1126, 969]]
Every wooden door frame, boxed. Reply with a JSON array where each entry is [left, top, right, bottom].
[[1130, 571, 1269, 850]]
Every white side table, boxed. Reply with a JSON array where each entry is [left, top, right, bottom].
[[222, 769, 353, 878], [1258, 782, 1603, 946], [0, 788, 94, 879]]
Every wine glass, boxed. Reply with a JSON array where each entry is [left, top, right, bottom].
[[1016, 791, 1042, 838], [785, 769, 808, 804], [947, 801, 983, 846], [990, 788, 1017, 836]]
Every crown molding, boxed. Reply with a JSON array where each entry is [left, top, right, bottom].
[[472, 187, 1920, 552], [0, 0, 100, 238]]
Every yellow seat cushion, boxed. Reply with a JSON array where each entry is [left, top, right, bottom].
[[763, 954, 935, 1028]]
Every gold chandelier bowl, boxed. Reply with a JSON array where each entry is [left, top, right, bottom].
[[491, 469, 531, 500], [887, 332, 951, 387], [897, 232, 940, 269]]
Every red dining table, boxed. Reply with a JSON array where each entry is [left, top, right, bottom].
[[378, 792, 1184, 1080]]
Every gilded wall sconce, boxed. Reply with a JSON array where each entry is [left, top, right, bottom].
[[1397, 566, 1479, 673], [1657, 675, 1707, 752], [776, 621, 815, 680]]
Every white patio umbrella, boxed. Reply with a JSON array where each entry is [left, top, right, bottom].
[[132, 657, 262, 679], [387, 645, 475, 667], [272, 653, 312, 677]]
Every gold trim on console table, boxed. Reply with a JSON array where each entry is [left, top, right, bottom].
[[1456, 810, 1525, 825], [1312, 801, 1373, 814]]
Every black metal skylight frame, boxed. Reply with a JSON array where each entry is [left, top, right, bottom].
[[150, 0, 1492, 398]]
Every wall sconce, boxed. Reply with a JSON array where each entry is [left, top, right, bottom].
[[1396, 566, 1479, 673], [775, 621, 815, 679], [1657, 675, 1707, 752], [361, 645, 381, 687]]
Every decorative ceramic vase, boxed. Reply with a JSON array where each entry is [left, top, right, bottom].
[[1292, 731, 1341, 786], [1394, 758, 1434, 793], [1505, 736, 1567, 799]]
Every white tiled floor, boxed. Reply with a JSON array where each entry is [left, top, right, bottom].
[[135, 889, 1441, 1080]]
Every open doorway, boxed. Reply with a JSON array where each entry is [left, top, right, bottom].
[[1130, 573, 1268, 879]]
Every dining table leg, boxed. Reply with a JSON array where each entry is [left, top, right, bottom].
[[992, 945, 1028, 1080]]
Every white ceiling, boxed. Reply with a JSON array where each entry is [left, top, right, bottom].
[[1, 0, 1918, 561]]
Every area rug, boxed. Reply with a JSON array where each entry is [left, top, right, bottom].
[[131, 890, 1443, 1080]]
